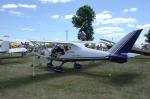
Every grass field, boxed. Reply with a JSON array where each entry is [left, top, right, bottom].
[[0, 55, 150, 99]]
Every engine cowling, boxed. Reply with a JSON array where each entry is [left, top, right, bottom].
[[109, 54, 127, 63]]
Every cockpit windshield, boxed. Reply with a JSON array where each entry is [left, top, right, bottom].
[[51, 44, 71, 58]]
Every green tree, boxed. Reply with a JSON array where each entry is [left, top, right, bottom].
[[72, 5, 95, 41], [145, 28, 150, 43]]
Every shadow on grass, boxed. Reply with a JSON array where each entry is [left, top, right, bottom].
[[0, 61, 141, 90], [0, 59, 27, 65], [108, 72, 140, 86], [0, 72, 64, 90], [0, 68, 86, 91], [77, 71, 141, 86], [0, 61, 102, 90], [0, 56, 31, 65], [0, 54, 26, 59]]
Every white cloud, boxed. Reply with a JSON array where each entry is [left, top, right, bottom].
[[64, 14, 73, 20], [1, 4, 37, 9], [94, 11, 112, 25], [51, 14, 73, 20], [21, 28, 34, 31], [96, 11, 112, 20], [9, 10, 23, 16], [127, 24, 136, 28], [95, 17, 136, 25], [18, 4, 37, 9], [137, 24, 150, 29], [2, 4, 18, 9], [94, 11, 136, 25], [123, 8, 138, 13], [39, 0, 74, 4], [94, 27, 124, 34], [51, 15, 60, 19], [95, 27, 125, 42], [0, 8, 23, 16], [102, 18, 136, 24], [130, 8, 137, 12], [123, 9, 128, 13], [1, 4, 36, 16]]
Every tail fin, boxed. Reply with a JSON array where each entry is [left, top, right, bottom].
[[108, 29, 143, 55]]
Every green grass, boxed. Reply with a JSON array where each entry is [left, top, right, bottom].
[[0, 55, 150, 99]]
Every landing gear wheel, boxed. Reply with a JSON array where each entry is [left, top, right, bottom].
[[74, 63, 82, 70], [47, 63, 53, 68], [54, 66, 65, 73]]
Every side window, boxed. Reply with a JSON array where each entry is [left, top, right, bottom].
[[64, 45, 72, 51]]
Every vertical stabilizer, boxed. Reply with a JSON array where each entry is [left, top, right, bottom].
[[108, 29, 143, 55]]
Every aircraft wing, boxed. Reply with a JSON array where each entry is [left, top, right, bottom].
[[0, 49, 7, 53], [9, 48, 27, 53], [100, 38, 115, 44], [100, 38, 150, 56], [31, 40, 85, 49], [31, 41, 86, 59]]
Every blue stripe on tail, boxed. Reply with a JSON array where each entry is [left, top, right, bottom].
[[108, 29, 143, 63], [109, 29, 143, 55]]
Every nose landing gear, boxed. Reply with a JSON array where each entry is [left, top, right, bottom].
[[47, 60, 54, 68]]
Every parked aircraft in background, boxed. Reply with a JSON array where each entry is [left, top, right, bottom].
[[31, 29, 143, 72], [0, 40, 27, 56], [100, 37, 150, 56]]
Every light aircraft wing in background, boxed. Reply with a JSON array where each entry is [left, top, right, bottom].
[[0, 40, 27, 56], [100, 38, 150, 56], [9, 48, 27, 53], [100, 38, 115, 44]]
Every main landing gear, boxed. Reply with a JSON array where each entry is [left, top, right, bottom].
[[47, 60, 65, 73], [74, 62, 82, 70], [47, 61, 82, 73], [54, 62, 65, 73]]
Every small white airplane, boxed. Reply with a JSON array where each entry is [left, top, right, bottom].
[[0, 40, 27, 56], [31, 29, 143, 72]]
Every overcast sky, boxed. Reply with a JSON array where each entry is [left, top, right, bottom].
[[0, 0, 150, 46]]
